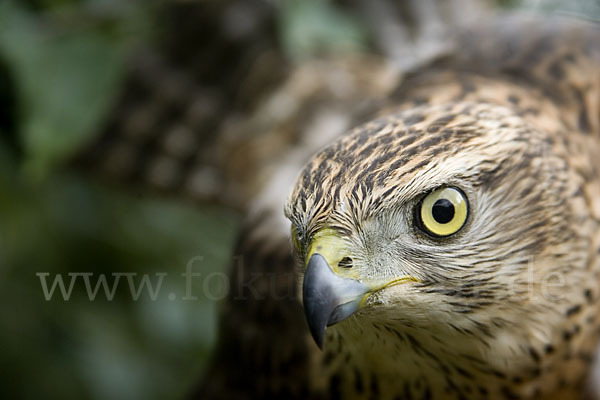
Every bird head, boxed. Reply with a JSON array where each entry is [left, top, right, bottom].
[[284, 101, 589, 364]]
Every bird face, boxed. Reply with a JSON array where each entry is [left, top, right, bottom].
[[285, 102, 585, 356]]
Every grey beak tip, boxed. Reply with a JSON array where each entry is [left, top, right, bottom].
[[302, 253, 368, 350], [314, 330, 325, 350], [302, 254, 329, 349]]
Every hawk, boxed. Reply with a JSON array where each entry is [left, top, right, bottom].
[[202, 13, 600, 400], [77, 2, 600, 399]]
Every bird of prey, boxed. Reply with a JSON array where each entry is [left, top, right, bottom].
[[201, 14, 600, 400], [78, 2, 600, 399]]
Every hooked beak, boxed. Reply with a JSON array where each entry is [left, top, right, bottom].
[[302, 253, 369, 349]]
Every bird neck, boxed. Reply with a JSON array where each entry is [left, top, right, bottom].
[[319, 316, 591, 400]]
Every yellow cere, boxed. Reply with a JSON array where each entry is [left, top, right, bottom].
[[420, 187, 468, 237], [306, 228, 349, 273]]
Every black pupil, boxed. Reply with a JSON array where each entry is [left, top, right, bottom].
[[432, 198, 455, 224]]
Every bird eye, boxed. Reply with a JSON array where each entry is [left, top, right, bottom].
[[416, 187, 468, 237]]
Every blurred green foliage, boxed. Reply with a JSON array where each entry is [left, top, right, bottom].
[[0, 0, 150, 177], [514, 0, 600, 21], [0, 1, 239, 399], [0, 159, 239, 399], [279, 0, 367, 60]]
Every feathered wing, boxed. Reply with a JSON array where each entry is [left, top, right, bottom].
[[72, 0, 288, 208], [431, 13, 600, 135], [72, 0, 491, 208]]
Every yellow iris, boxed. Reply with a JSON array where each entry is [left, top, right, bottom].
[[419, 187, 468, 237]]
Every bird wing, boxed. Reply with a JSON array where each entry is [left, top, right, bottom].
[[72, 0, 493, 209], [70, 0, 288, 209]]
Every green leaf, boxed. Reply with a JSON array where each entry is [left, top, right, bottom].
[[0, 1, 127, 178]]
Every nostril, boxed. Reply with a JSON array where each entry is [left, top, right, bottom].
[[338, 257, 353, 268]]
